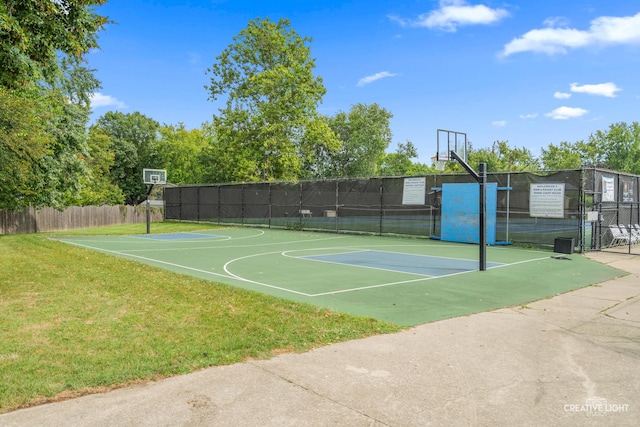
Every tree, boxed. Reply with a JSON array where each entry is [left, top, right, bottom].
[[0, 1, 107, 210], [205, 17, 338, 182], [378, 141, 431, 176], [463, 140, 539, 173], [34, 95, 92, 208], [320, 103, 393, 178], [0, 87, 51, 209], [70, 125, 124, 206], [94, 112, 161, 205], [0, 0, 108, 91], [0, 86, 97, 209], [587, 122, 640, 174], [540, 122, 640, 173], [158, 123, 209, 184], [540, 141, 584, 170]]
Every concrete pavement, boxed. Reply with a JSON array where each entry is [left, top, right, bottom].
[[1, 251, 639, 426]]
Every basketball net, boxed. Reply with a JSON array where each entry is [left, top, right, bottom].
[[432, 154, 449, 171]]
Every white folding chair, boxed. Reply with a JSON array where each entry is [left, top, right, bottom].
[[608, 225, 630, 247], [624, 225, 640, 245]]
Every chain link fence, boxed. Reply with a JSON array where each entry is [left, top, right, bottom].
[[165, 167, 640, 252]]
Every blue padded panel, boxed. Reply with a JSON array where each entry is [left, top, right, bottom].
[[441, 183, 496, 244]]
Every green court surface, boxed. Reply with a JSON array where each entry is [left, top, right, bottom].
[[54, 228, 624, 326]]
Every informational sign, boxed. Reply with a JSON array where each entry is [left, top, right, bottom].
[[530, 183, 565, 218], [402, 177, 426, 205], [622, 180, 634, 202], [602, 176, 615, 202]]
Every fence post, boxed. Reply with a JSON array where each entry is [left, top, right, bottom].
[[379, 178, 384, 236]]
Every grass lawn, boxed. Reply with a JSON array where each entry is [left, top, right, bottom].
[[0, 222, 401, 413]]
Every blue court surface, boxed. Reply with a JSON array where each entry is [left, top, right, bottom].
[[301, 250, 503, 276]]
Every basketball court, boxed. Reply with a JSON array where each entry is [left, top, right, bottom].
[[54, 227, 623, 326]]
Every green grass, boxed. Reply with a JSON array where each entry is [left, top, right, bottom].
[[0, 223, 401, 413]]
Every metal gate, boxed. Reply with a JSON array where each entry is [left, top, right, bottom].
[[596, 202, 640, 254]]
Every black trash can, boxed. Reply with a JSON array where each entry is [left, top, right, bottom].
[[554, 237, 575, 254]]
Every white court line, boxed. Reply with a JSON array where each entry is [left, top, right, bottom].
[[306, 258, 552, 297], [120, 233, 348, 253], [61, 239, 315, 297], [132, 232, 221, 240], [288, 247, 505, 265], [282, 248, 371, 258], [60, 240, 239, 279], [486, 256, 551, 269], [222, 251, 316, 296], [282, 249, 432, 278], [310, 276, 438, 296], [58, 237, 556, 298], [297, 254, 553, 297], [127, 229, 266, 246]]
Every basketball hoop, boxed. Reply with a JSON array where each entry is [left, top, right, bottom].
[[432, 155, 449, 171]]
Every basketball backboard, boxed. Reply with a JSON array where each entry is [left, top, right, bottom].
[[436, 129, 467, 163], [143, 168, 167, 185]]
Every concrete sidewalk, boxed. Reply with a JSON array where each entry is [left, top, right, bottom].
[[2, 251, 639, 426]]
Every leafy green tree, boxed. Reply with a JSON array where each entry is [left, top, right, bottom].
[[378, 141, 431, 176], [36, 96, 92, 208], [94, 111, 161, 205], [321, 103, 393, 178], [70, 126, 124, 205], [0, 86, 96, 209], [297, 116, 343, 179], [540, 122, 640, 173], [588, 122, 640, 174], [0, 1, 107, 210], [0, 0, 108, 91], [540, 141, 585, 170], [205, 17, 338, 182], [462, 140, 539, 173], [0, 87, 51, 209], [158, 123, 209, 184]]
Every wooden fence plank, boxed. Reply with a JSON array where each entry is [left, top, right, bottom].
[[1, 205, 163, 235]]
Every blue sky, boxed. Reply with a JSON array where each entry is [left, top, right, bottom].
[[87, 0, 640, 163]]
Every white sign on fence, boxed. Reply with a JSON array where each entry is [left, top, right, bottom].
[[602, 176, 615, 202], [530, 183, 565, 218], [402, 177, 426, 205]]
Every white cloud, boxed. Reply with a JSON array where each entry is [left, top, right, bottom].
[[492, 120, 507, 127], [357, 71, 397, 87], [554, 91, 572, 99], [543, 17, 570, 28], [501, 11, 640, 56], [90, 92, 126, 109], [545, 106, 588, 120], [519, 113, 538, 119], [389, 0, 509, 32], [570, 82, 621, 97]]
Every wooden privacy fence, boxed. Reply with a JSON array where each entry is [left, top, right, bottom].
[[0, 205, 164, 235]]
